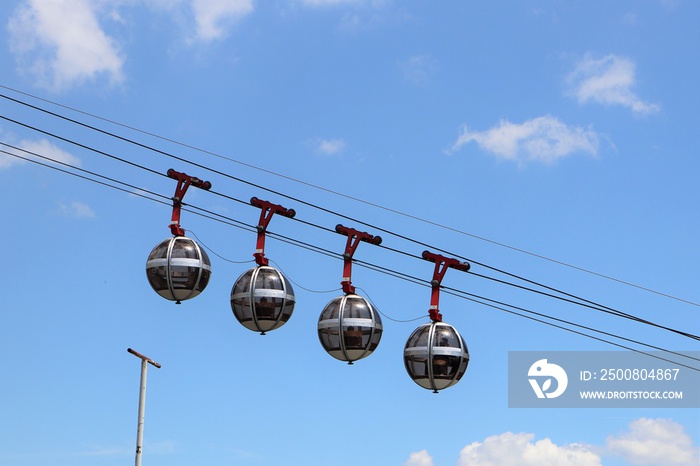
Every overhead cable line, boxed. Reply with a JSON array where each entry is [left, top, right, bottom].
[[2, 85, 697, 309], [0, 113, 164, 178], [442, 285, 700, 366], [0, 104, 684, 334], [448, 291, 700, 372], [2, 146, 698, 372], [468, 270, 700, 342], [1, 105, 697, 345], [0, 142, 168, 205]]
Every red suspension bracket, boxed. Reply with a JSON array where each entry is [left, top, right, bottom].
[[336, 224, 382, 294], [422, 251, 470, 322], [167, 169, 211, 236], [250, 197, 296, 266]]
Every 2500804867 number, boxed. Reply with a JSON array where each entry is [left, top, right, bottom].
[[600, 368, 680, 381]]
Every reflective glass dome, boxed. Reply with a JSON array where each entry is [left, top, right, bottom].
[[404, 321, 469, 392], [230, 266, 295, 334], [146, 236, 212, 303], [318, 294, 383, 364]]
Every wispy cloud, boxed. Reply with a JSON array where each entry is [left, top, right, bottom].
[[449, 115, 599, 164], [0, 139, 81, 170], [0, 440, 176, 462], [299, 0, 390, 32], [20, 139, 82, 165], [189, 0, 254, 42], [7, 0, 125, 91], [400, 55, 437, 86], [74, 446, 128, 457], [606, 418, 700, 466], [309, 137, 347, 156], [301, 0, 368, 6], [57, 200, 96, 219], [0, 149, 23, 170], [566, 54, 660, 115]]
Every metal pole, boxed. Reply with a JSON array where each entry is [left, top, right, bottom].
[[135, 358, 147, 466], [128, 348, 161, 466]]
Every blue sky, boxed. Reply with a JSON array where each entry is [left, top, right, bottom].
[[0, 1, 698, 465]]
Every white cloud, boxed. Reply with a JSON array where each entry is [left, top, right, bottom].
[[21, 139, 82, 166], [411, 418, 698, 466], [566, 54, 660, 115], [457, 432, 601, 466], [0, 139, 81, 170], [299, 0, 390, 31], [190, 0, 253, 41], [312, 138, 347, 155], [403, 449, 434, 466], [58, 200, 95, 219], [301, 0, 366, 6], [450, 115, 599, 164], [606, 418, 700, 466], [0, 148, 23, 170], [621, 12, 639, 26], [400, 55, 437, 86], [7, 0, 125, 91]]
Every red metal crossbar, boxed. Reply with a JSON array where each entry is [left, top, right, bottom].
[[250, 197, 295, 266], [422, 251, 470, 322], [336, 224, 382, 294], [167, 169, 211, 236]]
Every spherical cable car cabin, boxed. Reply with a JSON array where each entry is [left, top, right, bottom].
[[146, 236, 212, 303], [145, 169, 212, 304], [403, 251, 471, 392], [231, 265, 295, 335], [230, 197, 297, 334], [404, 321, 469, 393], [318, 293, 383, 364], [317, 225, 383, 364]]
